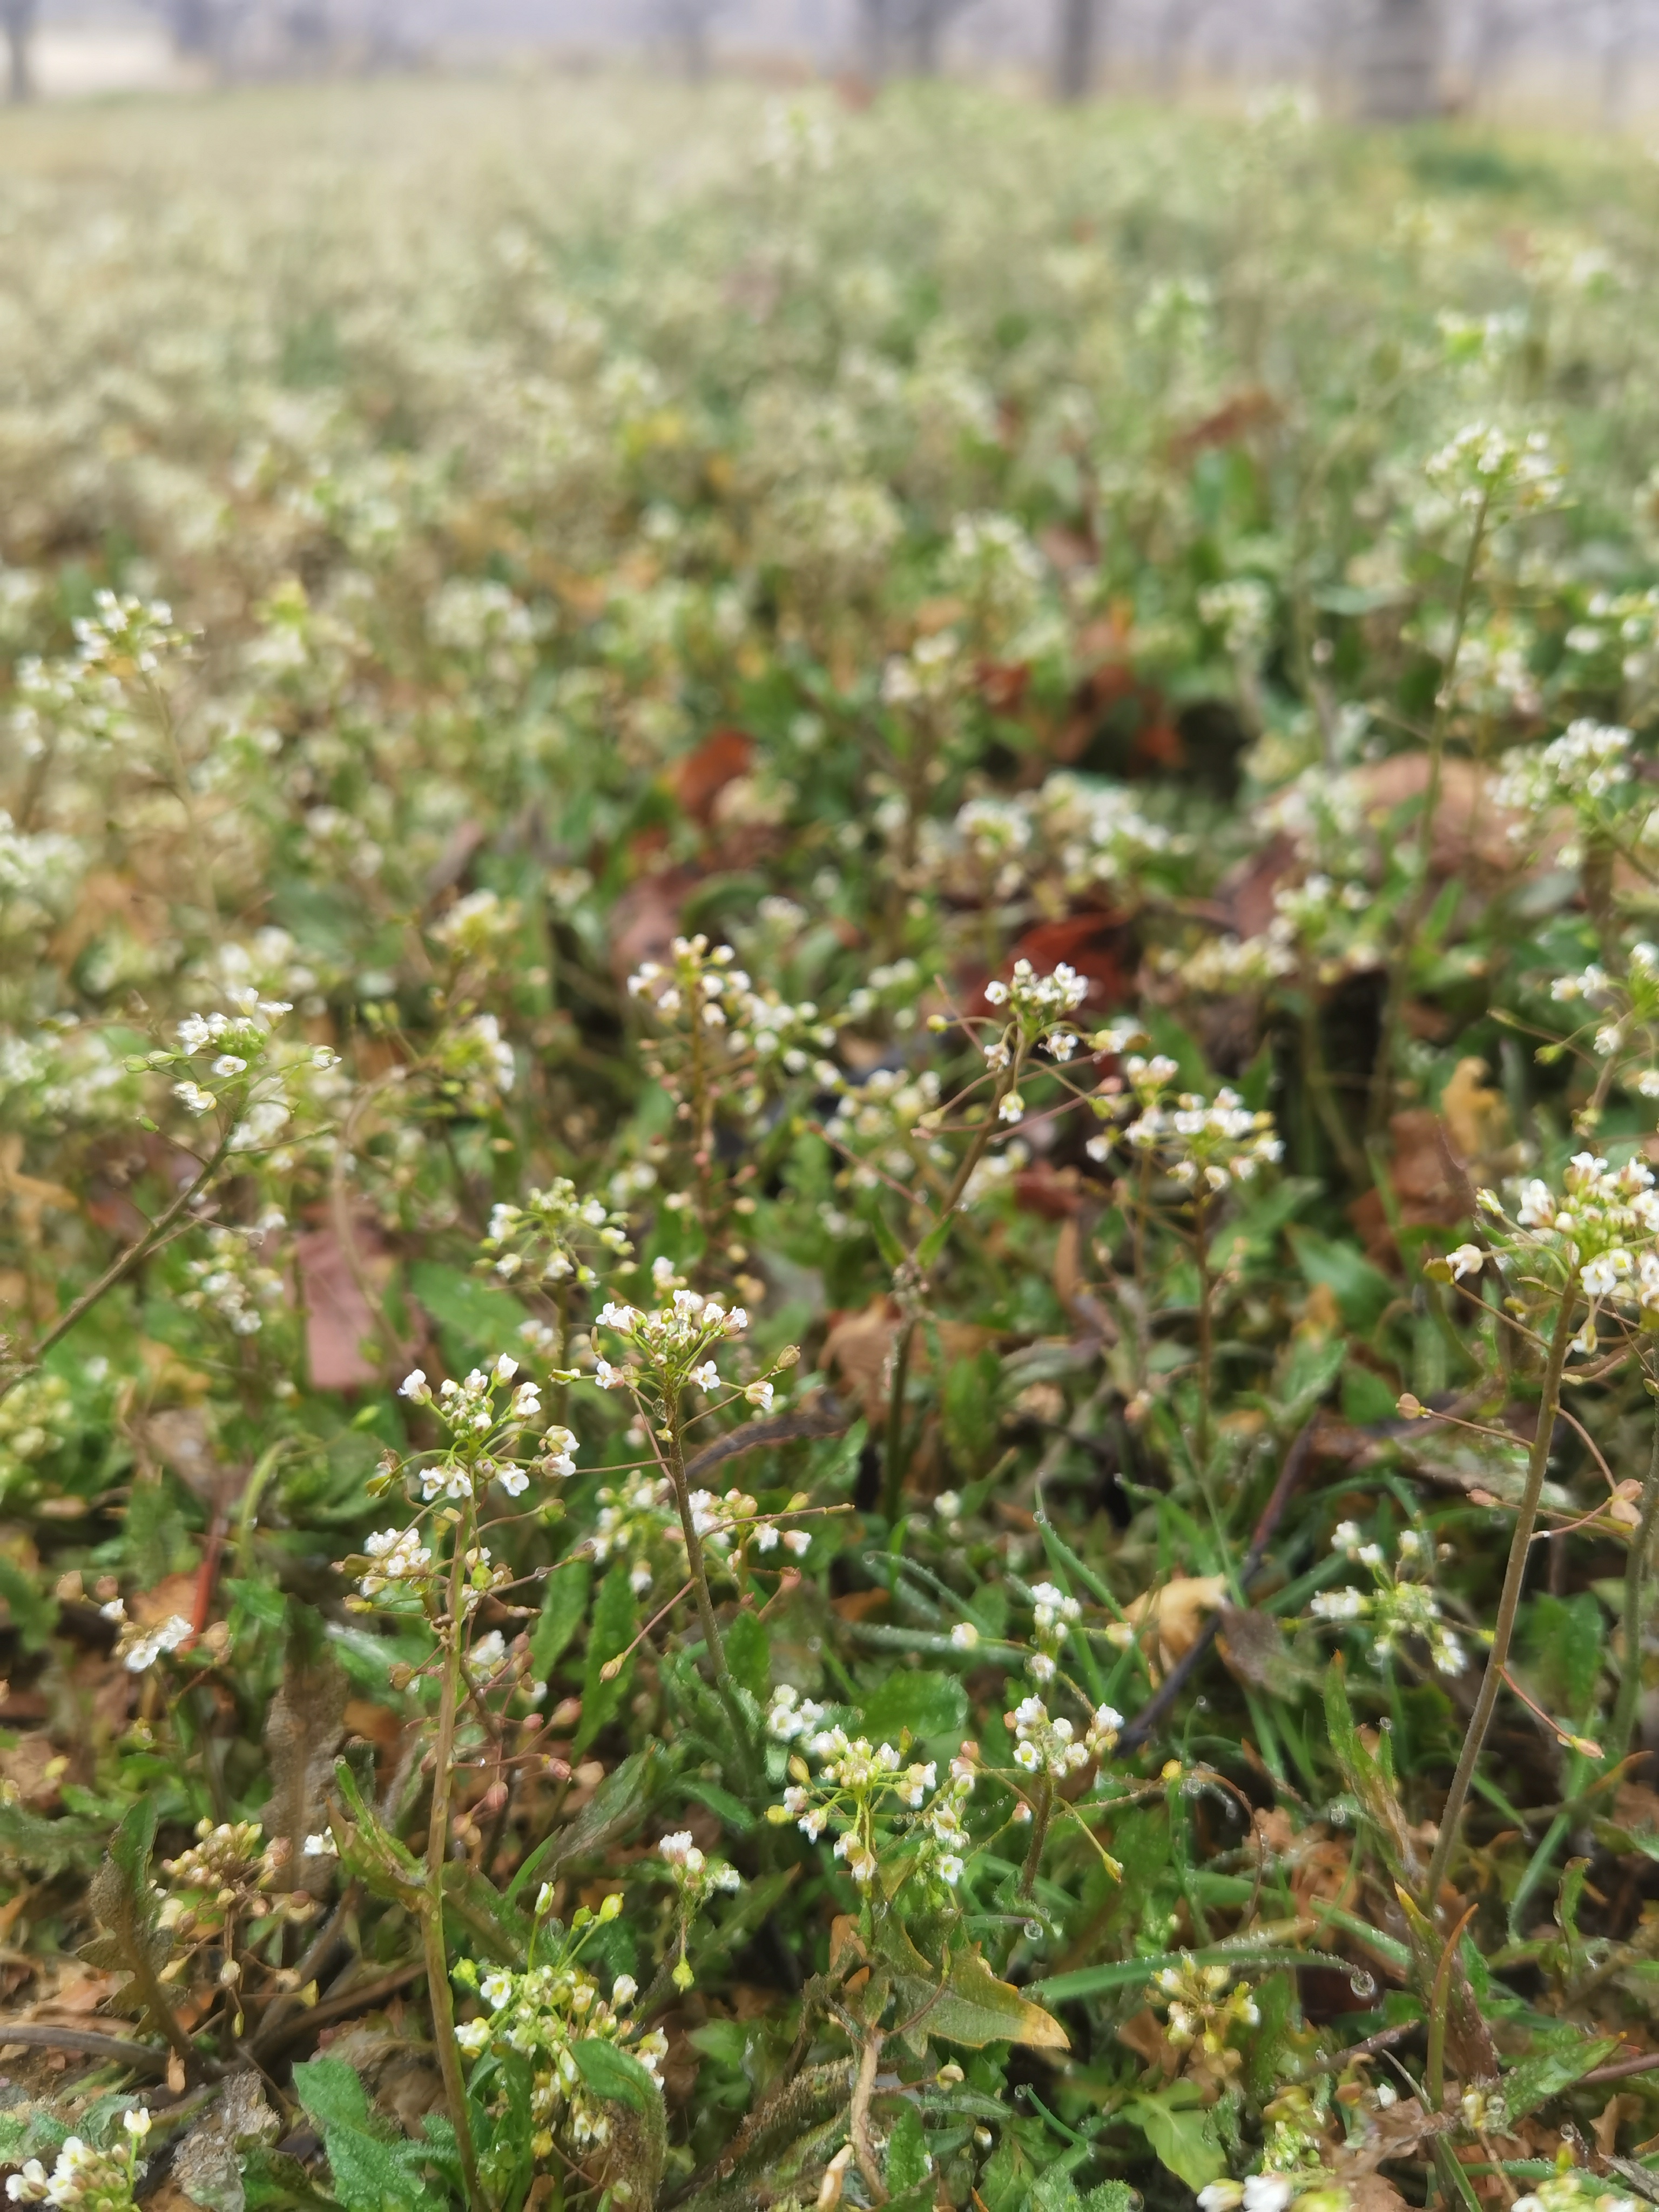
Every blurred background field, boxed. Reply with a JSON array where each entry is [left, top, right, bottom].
[[12, 6, 1659, 2211]]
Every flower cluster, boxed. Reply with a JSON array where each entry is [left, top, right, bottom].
[[628, 934, 836, 1092], [1495, 719, 1635, 824], [982, 958, 1089, 1075], [659, 1829, 742, 1988], [483, 1181, 634, 1288], [1008, 1691, 1122, 1780], [591, 1290, 785, 1410], [397, 1355, 577, 1498], [453, 1898, 665, 2164], [159, 1818, 311, 1940], [1090, 1056, 1283, 1193], [1310, 1523, 1464, 1676], [766, 1696, 972, 1889], [1424, 421, 1563, 514], [1150, 1954, 1261, 2085], [180, 1217, 286, 1338], [6, 2110, 150, 2209], [97, 1600, 195, 1675], [1473, 1151, 1659, 1351], [1026, 1580, 1081, 1685]]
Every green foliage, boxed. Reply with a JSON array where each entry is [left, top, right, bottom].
[[5, 70, 1659, 2212]]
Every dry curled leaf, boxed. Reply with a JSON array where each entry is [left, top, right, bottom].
[[1122, 1574, 1229, 1674]]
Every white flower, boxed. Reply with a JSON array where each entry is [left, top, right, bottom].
[[1446, 1243, 1483, 1280], [1243, 2180, 1294, 2212], [303, 1832, 336, 1857], [1583, 1248, 1634, 1297], [1198, 2188, 1245, 2212], [399, 1367, 430, 1400], [950, 1621, 980, 1650]]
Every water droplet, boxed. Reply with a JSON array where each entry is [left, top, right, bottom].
[[1023, 1920, 1042, 1941], [1348, 1970, 1377, 2001]]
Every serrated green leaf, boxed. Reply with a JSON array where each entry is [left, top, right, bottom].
[[886, 2105, 931, 2193], [293, 2056, 374, 2132]]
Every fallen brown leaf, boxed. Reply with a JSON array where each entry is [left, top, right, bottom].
[[1122, 1574, 1229, 1674], [821, 1297, 995, 1424]]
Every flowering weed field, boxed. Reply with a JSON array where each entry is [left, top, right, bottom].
[[5, 72, 1659, 2212]]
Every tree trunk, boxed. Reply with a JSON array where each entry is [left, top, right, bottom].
[[3, 0, 35, 103], [859, 0, 893, 80], [1154, 0, 1202, 96], [910, 0, 944, 75], [170, 0, 215, 54], [1053, 0, 1098, 100], [1601, 0, 1638, 128], [1357, 0, 1443, 118]]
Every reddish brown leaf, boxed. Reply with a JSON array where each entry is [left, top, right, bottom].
[[294, 1222, 395, 1393], [670, 729, 753, 824]]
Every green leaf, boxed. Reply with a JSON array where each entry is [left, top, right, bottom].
[[1498, 2035, 1622, 2121], [530, 1556, 591, 1678], [319, 2120, 425, 2212], [1123, 2087, 1227, 2189], [507, 1744, 662, 1906], [886, 2105, 932, 2194], [570, 2038, 663, 2116], [574, 1559, 638, 1758], [1289, 1229, 1395, 1332], [1342, 1365, 1401, 1425], [943, 1350, 1001, 1478], [295, 2058, 428, 2212], [725, 1607, 771, 1701], [0, 1557, 57, 1651], [331, 1758, 424, 1912], [408, 1261, 529, 1366], [441, 1861, 531, 1966], [1523, 1593, 1604, 1722], [872, 1918, 1069, 2051], [109, 1793, 158, 1890], [680, 1778, 758, 1835], [860, 1669, 968, 1743], [0, 1798, 107, 1872], [292, 2057, 373, 2134]]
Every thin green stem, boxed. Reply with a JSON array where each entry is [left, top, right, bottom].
[[1018, 1775, 1054, 1899], [1421, 1278, 1578, 1914], [881, 1054, 1018, 1519], [1608, 1394, 1659, 1770], [1368, 485, 1491, 1143], [661, 1392, 756, 1785], [0, 1129, 232, 1407], [424, 1510, 489, 2212], [1193, 1191, 1213, 1466], [880, 1316, 915, 1524]]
